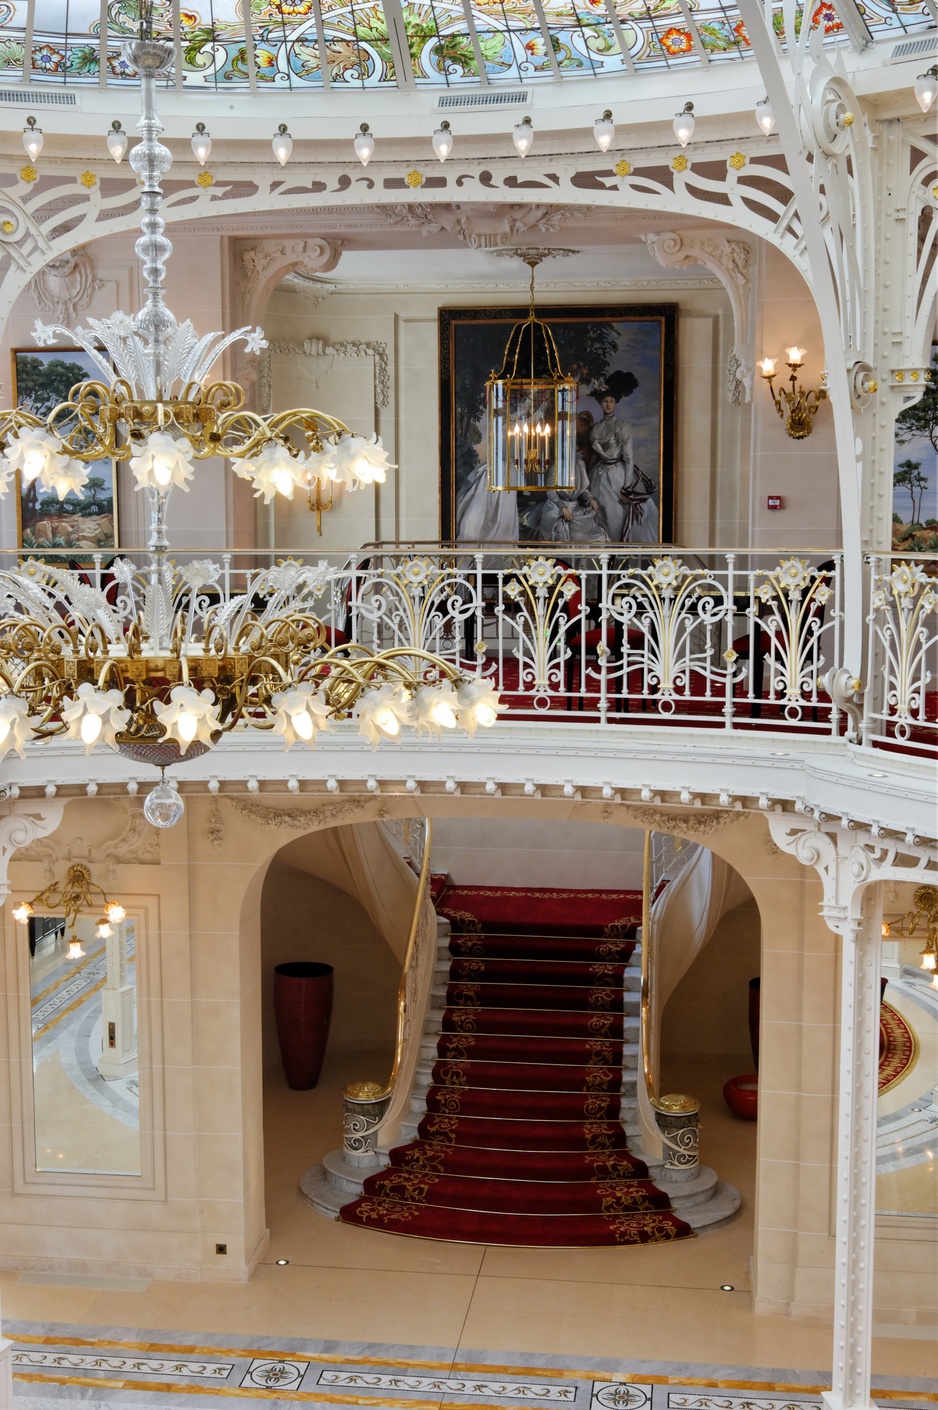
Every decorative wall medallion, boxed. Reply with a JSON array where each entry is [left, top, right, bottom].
[[27, 246, 104, 325]]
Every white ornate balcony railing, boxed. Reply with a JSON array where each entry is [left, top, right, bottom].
[[0, 546, 933, 754]]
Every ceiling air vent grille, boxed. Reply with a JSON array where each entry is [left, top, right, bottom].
[[436, 90, 528, 109], [887, 36, 938, 63], [0, 88, 78, 105]]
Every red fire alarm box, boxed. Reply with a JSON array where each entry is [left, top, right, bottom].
[[767, 495, 783, 511]]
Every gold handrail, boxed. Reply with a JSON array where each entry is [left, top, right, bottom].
[[640, 828, 657, 1104]]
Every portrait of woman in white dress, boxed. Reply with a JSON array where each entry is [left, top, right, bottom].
[[587, 369, 660, 544]]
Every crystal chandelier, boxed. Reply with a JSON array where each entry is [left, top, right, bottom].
[[486, 254, 577, 494], [0, 29, 503, 826]]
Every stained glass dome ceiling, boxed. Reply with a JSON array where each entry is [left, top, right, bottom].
[[0, 0, 932, 91]]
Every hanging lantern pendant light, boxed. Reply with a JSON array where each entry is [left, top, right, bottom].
[[486, 256, 577, 494]]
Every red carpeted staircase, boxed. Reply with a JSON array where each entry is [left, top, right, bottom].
[[339, 884, 693, 1247]]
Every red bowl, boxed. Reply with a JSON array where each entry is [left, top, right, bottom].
[[723, 1074, 758, 1121]]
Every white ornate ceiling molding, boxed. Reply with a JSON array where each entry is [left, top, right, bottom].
[[0, 800, 65, 900], [383, 202, 579, 250], [238, 238, 344, 329], [26, 245, 103, 327], [259, 337, 390, 417], [643, 230, 753, 405], [12, 802, 159, 886]]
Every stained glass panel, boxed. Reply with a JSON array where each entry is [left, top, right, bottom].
[[178, 0, 250, 85], [253, 1, 323, 87], [0, 0, 29, 77], [402, 1, 480, 86], [320, 0, 397, 87]]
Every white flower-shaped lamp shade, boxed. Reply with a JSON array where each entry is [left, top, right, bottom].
[[2, 427, 68, 488], [0, 694, 34, 759], [67, 938, 85, 960], [61, 682, 131, 753], [129, 432, 195, 492], [356, 683, 413, 746], [153, 685, 220, 754], [413, 682, 461, 736], [239, 442, 308, 503], [784, 347, 806, 366], [105, 902, 126, 923], [11, 901, 34, 924], [456, 680, 505, 735], [329, 434, 394, 489], [45, 457, 89, 501], [758, 357, 776, 378], [96, 920, 113, 939], [271, 683, 332, 748]]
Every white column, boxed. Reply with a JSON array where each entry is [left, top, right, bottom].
[[96, 921, 137, 1081], [823, 884, 883, 1410]]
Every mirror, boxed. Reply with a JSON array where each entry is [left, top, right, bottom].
[[29, 913, 141, 1175]]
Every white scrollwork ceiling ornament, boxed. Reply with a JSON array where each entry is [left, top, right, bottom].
[[27, 246, 103, 326], [0, 802, 66, 899]]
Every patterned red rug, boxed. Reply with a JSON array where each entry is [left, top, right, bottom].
[[879, 1000, 918, 1094], [339, 887, 691, 1248]]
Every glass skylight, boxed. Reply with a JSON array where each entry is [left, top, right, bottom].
[[0, 0, 932, 89]]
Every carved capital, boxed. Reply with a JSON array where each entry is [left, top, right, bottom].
[[643, 230, 753, 403]]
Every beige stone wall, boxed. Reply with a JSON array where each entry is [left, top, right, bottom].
[[661, 897, 761, 1065], [0, 789, 932, 1319]]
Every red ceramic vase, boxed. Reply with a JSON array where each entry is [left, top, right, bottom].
[[273, 962, 334, 1090], [723, 1073, 758, 1121]]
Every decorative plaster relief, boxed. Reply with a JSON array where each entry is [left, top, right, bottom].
[[643, 231, 754, 404], [259, 338, 389, 417], [0, 802, 66, 898], [384, 202, 578, 249], [227, 796, 389, 829], [14, 803, 158, 885], [27, 246, 103, 326]]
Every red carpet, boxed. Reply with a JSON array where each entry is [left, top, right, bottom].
[[879, 1001, 918, 1094], [339, 886, 692, 1247]]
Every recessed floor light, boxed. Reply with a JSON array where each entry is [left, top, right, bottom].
[[276, 1258, 290, 1265], [720, 1284, 735, 1291]]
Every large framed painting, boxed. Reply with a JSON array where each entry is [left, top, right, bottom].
[[440, 304, 676, 545], [892, 345, 937, 552], [11, 348, 118, 556]]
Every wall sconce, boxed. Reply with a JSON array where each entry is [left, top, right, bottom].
[[307, 473, 333, 534], [758, 347, 828, 439], [882, 884, 938, 985], [12, 863, 125, 963]]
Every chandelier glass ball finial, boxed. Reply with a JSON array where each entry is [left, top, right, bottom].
[[107, 119, 129, 162], [673, 102, 695, 148], [513, 115, 534, 157], [191, 122, 212, 165], [144, 775, 185, 829], [22, 116, 43, 162], [432, 120, 454, 162], [272, 123, 293, 166], [593, 110, 615, 152], [354, 123, 375, 166]]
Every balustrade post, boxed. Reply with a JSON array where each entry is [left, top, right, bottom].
[[652, 1093, 700, 1179], [342, 1082, 391, 1169]]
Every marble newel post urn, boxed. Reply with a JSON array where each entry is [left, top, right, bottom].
[[273, 962, 334, 1090]]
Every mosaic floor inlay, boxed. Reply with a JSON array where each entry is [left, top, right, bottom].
[[7, 1322, 936, 1410]]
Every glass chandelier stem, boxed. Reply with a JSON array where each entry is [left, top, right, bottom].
[[126, 32, 176, 400], [145, 485, 173, 650]]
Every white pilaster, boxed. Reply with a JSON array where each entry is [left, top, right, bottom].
[[96, 921, 137, 1081], [823, 885, 882, 1410]]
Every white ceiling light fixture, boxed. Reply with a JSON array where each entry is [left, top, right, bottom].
[[22, 116, 43, 162], [432, 120, 454, 162], [354, 122, 375, 166], [673, 102, 695, 148], [914, 66, 938, 113], [593, 109, 615, 152], [512, 115, 534, 157], [754, 97, 776, 135], [272, 122, 293, 166], [106, 119, 129, 162], [191, 121, 212, 165]]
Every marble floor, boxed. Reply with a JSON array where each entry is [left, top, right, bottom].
[[4, 1049, 936, 1409]]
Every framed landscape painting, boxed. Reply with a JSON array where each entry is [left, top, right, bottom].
[[11, 348, 118, 556], [439, 304, 676, 545]]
